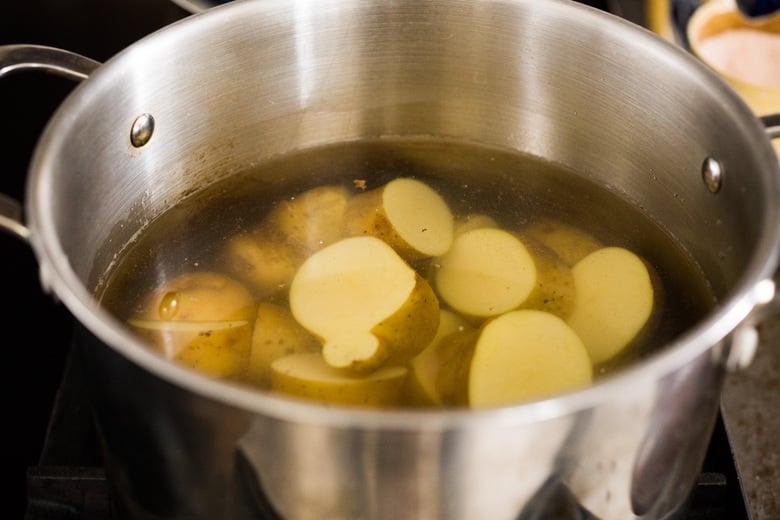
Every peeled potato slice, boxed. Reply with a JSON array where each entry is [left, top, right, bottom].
[[468, 310, 593, 407], [270, 353, 407, 407], [344, 177, 454, 260], [522, 218, 603, 266], [403, 309, 472, 406], [434, 228, 536, 318], [128, 271, 256, 377], [244, 302, 321, 388], [566, 247, 654, 364], [289, 236, 440, 374]]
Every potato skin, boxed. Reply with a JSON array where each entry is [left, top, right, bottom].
[[518, 236, 575, 319], [222, 229, 307, 299], [368, 274, 441, 369], [270, 353, 408, 408], [245, 302, 321, 388], [435, 329, 481, 406], [521, 218, 603, 267], [129, 271, 256, 378], [402, 309, 472, 407], [264, 184, 351, 253]]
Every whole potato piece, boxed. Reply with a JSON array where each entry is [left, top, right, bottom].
[[403, 309, 472, 407], [453, 213, 498, 236], [128, 271, 256, 378], [263, 184, 351, 253], [518, 237, 576, 319], [521, 218, 603, 267], [244, 302, 321, 388], [222, 229, 306, 299]]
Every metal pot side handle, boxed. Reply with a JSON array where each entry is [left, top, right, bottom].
[[710, 115, 780, 372], [761, 113, 780, 141], [0, 44, 101, 242]]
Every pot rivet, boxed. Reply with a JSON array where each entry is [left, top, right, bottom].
[[701, 157, 723, 194], [130, 113, 155, 148]]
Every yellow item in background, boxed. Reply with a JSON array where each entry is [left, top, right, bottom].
[[647, 0, 676, 41], [648, 0, 780, 156], [688, 0, 780, 155]]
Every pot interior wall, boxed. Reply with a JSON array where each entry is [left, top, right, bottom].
[[31, 0, 778, 300]]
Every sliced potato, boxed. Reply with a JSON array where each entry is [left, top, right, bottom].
[[128, 271, 255, 378], [522, 218, 603, 266], [244, 302, 321, 388], [343, 177, 454, 260], [289, 236, 440, 374], [403, 309, 472, 406], [434, 227, 536, 318], [566, 247, 654, 364], [222, 229, 306, 299], [270, 353, 407, 407], [468, 310, 593, 407], [263, 184, 350, 253]]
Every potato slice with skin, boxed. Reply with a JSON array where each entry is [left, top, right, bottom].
[[454, 213, 498, 237], [566, 247, 654, 364], [519, 237, 576, 319], [403, 309, 473, 406], [222, 229, 306, 299], [434, 227, 536, 318], [244, 302, 321, 388], [263, 184, 350, 253], [468, 310, 593, 407], [522, 218, 603, 267], [435, 329, 482, 406], [270, 353, 407, 407], [344, 177, 454, 260], [290, 236, 440, 374], [128, 271, 256, 378]]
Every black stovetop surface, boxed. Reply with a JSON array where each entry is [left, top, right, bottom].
[[1, 2, 189, 517]]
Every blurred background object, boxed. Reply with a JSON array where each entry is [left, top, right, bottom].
[[735, 0, 780, 16], [686, 0, 780, 154]]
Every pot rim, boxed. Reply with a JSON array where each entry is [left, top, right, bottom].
[[25, 0, 780, 429]]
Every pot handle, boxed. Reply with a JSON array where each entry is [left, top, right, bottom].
[[760, 113, 780, 140], [715, 114, 780, 372], [0, 44, 100, 242]]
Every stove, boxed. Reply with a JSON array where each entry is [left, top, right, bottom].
[[3, 1, 779, 519]]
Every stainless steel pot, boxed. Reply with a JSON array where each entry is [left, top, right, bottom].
[[2, 0, 780, 518]]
